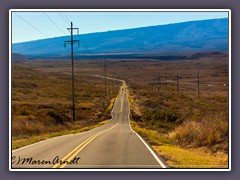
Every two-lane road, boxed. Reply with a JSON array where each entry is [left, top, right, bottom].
[[12, 81, 167, 169]]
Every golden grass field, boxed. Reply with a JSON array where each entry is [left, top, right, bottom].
[[12, 62, 120, 148], [12, 57, 229, 168]]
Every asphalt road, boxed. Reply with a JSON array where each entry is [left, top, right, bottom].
[[12, 81, 167, 169]]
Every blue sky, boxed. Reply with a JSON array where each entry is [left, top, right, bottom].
[[11, 11, 228, 43]]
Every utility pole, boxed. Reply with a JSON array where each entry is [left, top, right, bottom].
[[112, 72, 115, 95], [64, 22, 79, 122], [115, 73, 118, 93], [165, 73, 168, 88], [197, 69, 200, 99], [158, 72, 161, 92], [104, 61, 107, 97], [177, 72, 179, 93]]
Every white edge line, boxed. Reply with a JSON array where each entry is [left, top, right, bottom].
[[12, 133, 75, 153], [11, 77, 121, 170], [124, 81, 167, 168], [9, 9, 231, 171], [12, 85, 119, 153], [134, 132, 167, 169], [10, 76, 230, 171], [11, 75, 121, 153]]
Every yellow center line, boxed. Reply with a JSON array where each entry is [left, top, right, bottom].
[[52, 134, 98, 168], [52, 123, 119, 168], [120, 97, 123, 112], [120, 91, 124, 112]]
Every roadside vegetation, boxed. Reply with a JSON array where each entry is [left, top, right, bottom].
[[129, 86, 228, 152], [131, 121, 228, 168], [12, 64, 120, 149], [12, 58, 229, 168], [124, 58, 229, 168], [12, 120, 109, 150]]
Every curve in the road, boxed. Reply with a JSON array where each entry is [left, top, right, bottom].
[[11, 78, 167, 169]]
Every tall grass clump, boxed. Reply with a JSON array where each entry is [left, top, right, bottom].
[[170, 113, 228, 152]]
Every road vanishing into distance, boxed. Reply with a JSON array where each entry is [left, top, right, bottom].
[[12, 80, 167, 169]]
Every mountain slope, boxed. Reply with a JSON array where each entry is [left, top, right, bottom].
[[12, 18, 228, 58], [12, 53, 29, 63]]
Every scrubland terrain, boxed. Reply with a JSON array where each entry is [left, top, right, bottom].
[[12, 58, 229, 168], [12, 62, 120, 149], [122, 58, 229, 168]]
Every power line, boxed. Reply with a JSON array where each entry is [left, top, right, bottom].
[[13, 12, 49, 38], [61, 13, 74, 34], [43, 12, 67, 35], [62, 12, 71, 23], [58, 12, 70, 26], [64, 22, 79, 122]]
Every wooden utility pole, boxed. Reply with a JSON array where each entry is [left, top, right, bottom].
[[104, 61, 107, 97], [64, 22, 79, 122], [177, 72, 179, 93], [158, 72, 161, 92], [112, 72, 115, 95], [197, 69, 200, 99], [165, 73, 168, 88]]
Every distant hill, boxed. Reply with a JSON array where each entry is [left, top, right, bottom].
[[12, 53, 29, 63], [12, 18, 228, 58], [187, 52, 228, 59]]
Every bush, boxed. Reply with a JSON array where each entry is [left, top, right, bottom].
[[47, 110, 70, 124], [170, 113, 228, 150]]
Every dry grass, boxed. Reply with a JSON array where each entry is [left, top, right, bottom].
[[120, 58, 229, 168], [128, 77, 228, 152], [131, 120, 228, 168], [170, 113, 228, 152], [12, 120, 109, 150], [12, 64, 120, 144], [154, 145, 228, 168], [13, 58, 229, 168]]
